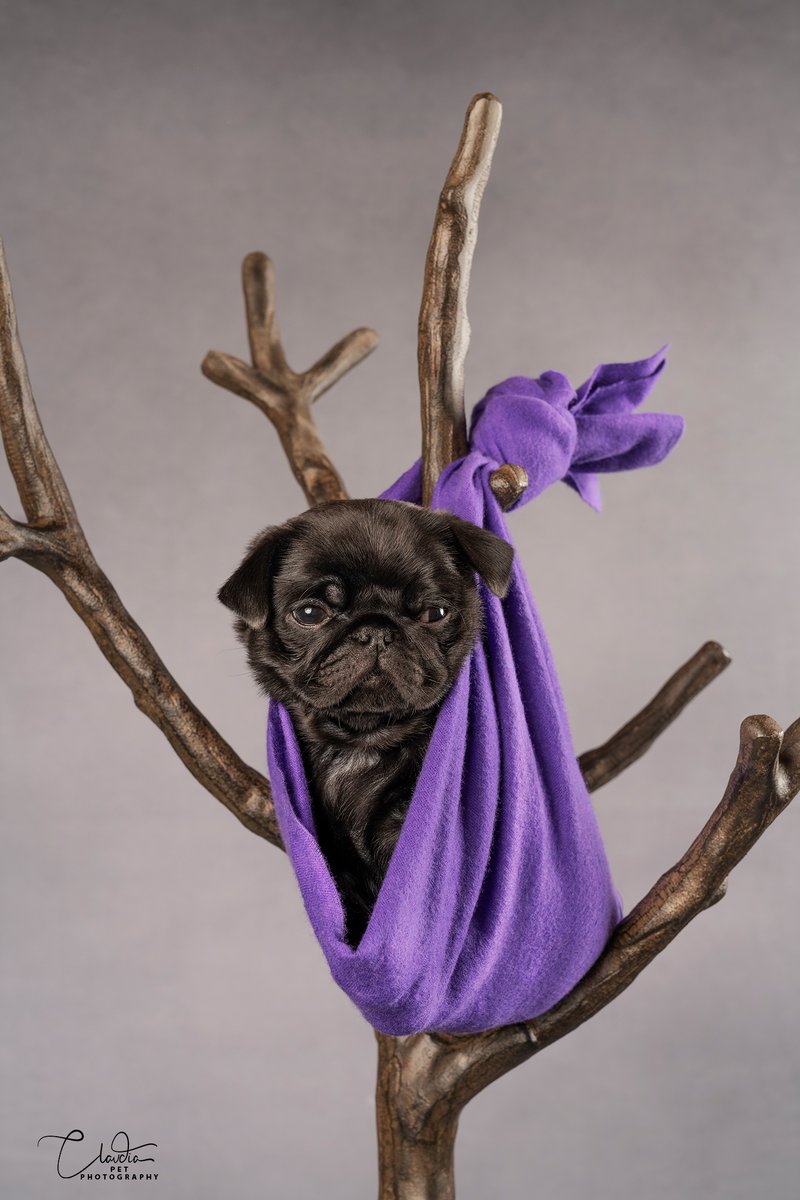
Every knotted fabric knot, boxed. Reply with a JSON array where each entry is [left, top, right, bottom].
[[468, 346, 682, 511]]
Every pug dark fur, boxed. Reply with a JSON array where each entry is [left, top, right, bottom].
[[218, 499, 513, 945]]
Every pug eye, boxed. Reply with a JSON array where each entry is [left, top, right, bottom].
[[291, 603, 330, 627], [418, 605, 449, 625]]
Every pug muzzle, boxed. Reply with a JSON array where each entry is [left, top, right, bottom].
[[218, 498, 513, 946]]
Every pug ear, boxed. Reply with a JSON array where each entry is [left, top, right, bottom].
[[443, 513, 514, 599], [218, 525, 291, 629]]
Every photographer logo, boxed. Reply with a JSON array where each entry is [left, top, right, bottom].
[[37, 1129, 158, 1182]]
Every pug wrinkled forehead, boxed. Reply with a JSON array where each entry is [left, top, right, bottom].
[[217, 498, 513, 728]]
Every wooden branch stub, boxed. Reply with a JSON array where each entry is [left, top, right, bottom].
[[203, 252, 378, 507], [488, 462, 528, 510], [419, 93, 502, 506], [243, 252, 288, 377]]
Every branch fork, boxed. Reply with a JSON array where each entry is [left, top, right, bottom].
[[202, 252, 378, 507], [0, 237, 280, 847], [376, 707, 800, 1200]]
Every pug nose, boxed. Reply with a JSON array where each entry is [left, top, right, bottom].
[[350, 623, 395, 648]]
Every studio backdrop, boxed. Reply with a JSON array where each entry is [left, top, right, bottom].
[[1, 2, 798, 1198]]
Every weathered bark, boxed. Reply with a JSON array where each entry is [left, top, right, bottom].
[[0, 238, 278, 844], [578, 639, 732, 791], [2, 94, 798, 1200], [202, 251, 377, 506], [416, 92, 527, 512], [375, 1027, 533, 1200]]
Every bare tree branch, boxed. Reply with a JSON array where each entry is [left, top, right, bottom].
[[0, 248, 81, 530], [528, 711, 800, 1050], [418, 93, 502, 505], [202, 251, 378, 507], [376, 712, 800, 1197], [0, 238, 280, 846], [579, 640, 732, 792], [416, 94, 531, 514]]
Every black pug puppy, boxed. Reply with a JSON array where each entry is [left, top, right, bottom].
[[218, 499, 513, 946]]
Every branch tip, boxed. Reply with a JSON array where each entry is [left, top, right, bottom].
[[579, 640, 733, 792]]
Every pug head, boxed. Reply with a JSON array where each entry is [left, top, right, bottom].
[[218, 499, 513, 734]]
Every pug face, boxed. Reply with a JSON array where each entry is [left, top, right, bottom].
[[218, 499, 513, 735]]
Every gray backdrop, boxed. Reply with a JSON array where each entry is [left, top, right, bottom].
[[1, 1, 798, 1197]]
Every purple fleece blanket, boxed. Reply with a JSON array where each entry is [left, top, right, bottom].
[[267, 348, 682, 1035]]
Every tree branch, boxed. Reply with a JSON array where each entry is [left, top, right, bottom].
[[418, 93, 502, 505], [579, 640, 732, 792], [417, 94, 530, 513], [0, 238, 280, 847], [376, 711, 800, 1197], [0, 246, 81, 530], [202, 251, 378, 507], [380, 93, 799, 1199], [524, 711, 800, 1051]]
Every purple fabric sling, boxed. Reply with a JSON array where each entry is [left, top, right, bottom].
[[267, 347, 683, 1035]]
